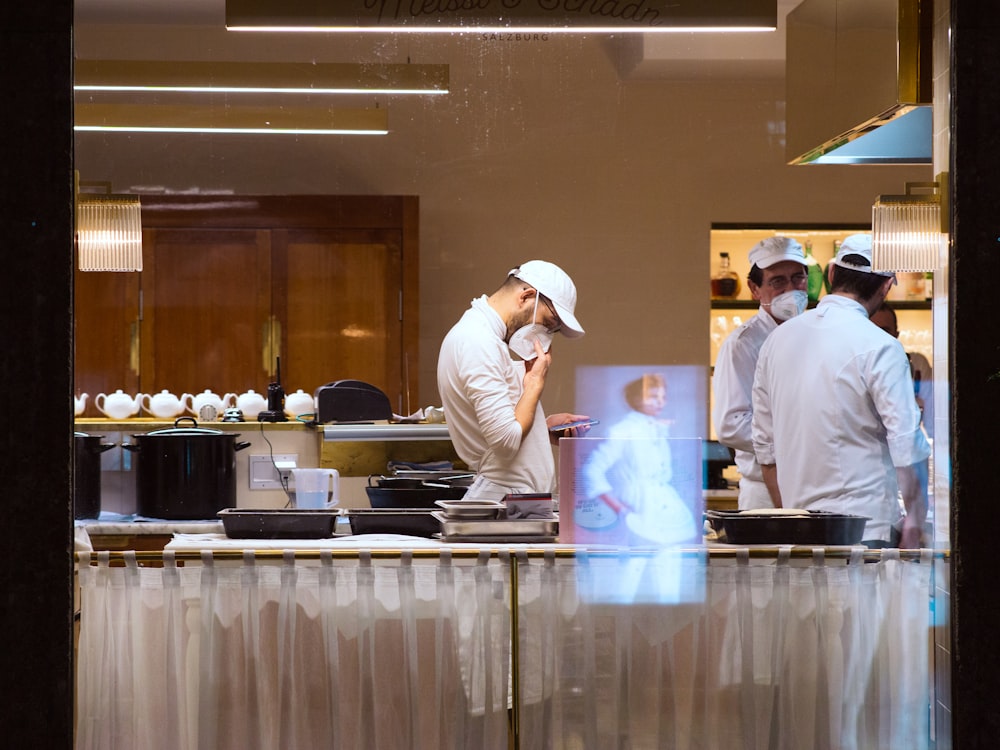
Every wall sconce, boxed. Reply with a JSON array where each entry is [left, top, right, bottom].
[[871, 174, 947, 273], [76, 176, 143, 272]]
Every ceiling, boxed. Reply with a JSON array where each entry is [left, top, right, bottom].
[[74, 0, 801, 81]]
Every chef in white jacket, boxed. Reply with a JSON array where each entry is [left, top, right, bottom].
[[437, 260, 590, 500], [751, 234, 930, 547], [712, 237, 809, 509]]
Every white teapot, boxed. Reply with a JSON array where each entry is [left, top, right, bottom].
[[141, 390, 191, 419], [95, 390, 142, 420], [188, 389, 234, 416], [74, 393, 89, 417], [284, 389, 315, 419], [236, 389, 268, 419]]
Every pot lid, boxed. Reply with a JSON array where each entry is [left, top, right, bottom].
[[140, 416, 234, 437], [141, 427, 232, 437]]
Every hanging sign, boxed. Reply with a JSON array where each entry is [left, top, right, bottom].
[[226, 0, 777, 32]]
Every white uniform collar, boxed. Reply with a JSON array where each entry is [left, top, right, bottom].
[[816, 294, 869, 318], [470, 295, 506, 339]]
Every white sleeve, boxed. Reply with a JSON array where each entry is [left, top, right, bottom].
[[713, 332, 758, 453], [461, 340, 525, 461], [751, 341, 777, 467]]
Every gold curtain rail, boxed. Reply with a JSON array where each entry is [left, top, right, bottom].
[[75, 546, 951, 565]]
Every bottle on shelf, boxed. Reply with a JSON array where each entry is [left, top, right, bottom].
[[711, 252, 741, 300], [803, 240, 824, 303], [823, 240, 840, 294]]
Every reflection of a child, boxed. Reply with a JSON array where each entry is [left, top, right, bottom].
[[581, 374, 698, 545]]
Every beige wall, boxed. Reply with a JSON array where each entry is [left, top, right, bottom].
[[74, 26, 931, 432]]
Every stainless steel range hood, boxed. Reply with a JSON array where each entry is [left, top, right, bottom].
[[785, 0, 932, 165]]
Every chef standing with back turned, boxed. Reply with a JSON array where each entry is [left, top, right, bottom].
[[712, 236, 810, 509], [437, 260, 591, 501], [751, 234, 930, 548]]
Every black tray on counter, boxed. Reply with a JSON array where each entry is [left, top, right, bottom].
[[706, 509, 869, 545], [344, 508, 440, 537], [218, 508, 341, 539]]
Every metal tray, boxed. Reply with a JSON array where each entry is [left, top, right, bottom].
[[432, 511, 559, 540], [218, 508, 341, 539]]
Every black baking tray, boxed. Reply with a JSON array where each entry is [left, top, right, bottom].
[[365, 475, 469, 509], [344, 508, 440, 537], [218, 508, 341, 539], [706, 509, 869, 545]]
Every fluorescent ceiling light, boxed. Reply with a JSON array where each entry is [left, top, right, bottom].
[[225, 0, 777, 33], [75, 60, 449, 96], [75, 103, 389, 135]]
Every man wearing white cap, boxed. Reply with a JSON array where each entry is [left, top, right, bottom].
[[437, 260, 591, 500], [712, 236, 810, 509], [751, 234, 931, 547]]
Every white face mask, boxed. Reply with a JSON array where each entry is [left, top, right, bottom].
[[508, 295, 554, 360], [764, 290, 808, 321]]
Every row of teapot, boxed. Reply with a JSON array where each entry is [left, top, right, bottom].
[[76, 388, 315, 420]]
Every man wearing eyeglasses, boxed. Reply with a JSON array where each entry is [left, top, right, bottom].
[[437, 260, 591, 501], [712, 237, 810, 510]]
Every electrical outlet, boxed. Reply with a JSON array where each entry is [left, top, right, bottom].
[[249, 454, 298, 490]]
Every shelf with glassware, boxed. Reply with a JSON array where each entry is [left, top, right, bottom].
[[707, 225, 933, 448], [708, 224, 932, 370]]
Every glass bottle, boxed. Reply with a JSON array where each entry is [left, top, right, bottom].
[[710, 252, 741, 299], [823, 240, 840, 294], [803, 240, 824, 303]]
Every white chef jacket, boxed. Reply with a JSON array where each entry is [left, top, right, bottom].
[[751, 295, 931, 542], [712, 308, 778, 509], [436, 295, 554, 495]]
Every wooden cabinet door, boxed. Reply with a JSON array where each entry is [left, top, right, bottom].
[[74, 265, 140, 415], [272, 228, 406, 413], [139, 228, 272, 397]]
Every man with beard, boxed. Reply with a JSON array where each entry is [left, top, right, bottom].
[[437, 260, 590, 500]]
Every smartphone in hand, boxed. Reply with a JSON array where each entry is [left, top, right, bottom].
[[548, 418, 600, 433]]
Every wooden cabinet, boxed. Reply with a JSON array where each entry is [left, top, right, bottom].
[[75, 195, 419, 415], [74, 266, 140, 414], [272, 227, 404, 404]]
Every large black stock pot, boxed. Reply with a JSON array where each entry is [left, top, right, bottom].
[[123, 417, 251, 519], [74, 432, 115, 520]]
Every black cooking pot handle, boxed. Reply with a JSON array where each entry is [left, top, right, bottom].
[[99, 443, 116, 453], [174, 416, 198, 429], [235, 441, 252, 452], [122, 443, 140, 453]]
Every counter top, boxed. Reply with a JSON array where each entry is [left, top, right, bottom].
[[322, 422, 451, 441]]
